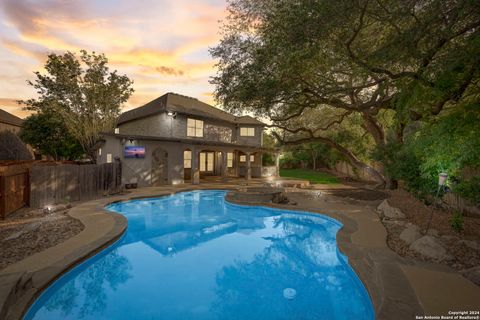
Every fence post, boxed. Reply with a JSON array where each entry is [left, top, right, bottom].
[[24, 169, 30, 207], [0, 175, 5, 219]]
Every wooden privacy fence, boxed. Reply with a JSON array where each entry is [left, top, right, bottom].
[[0, 161, 122, 218], [0, 163, 30, 219], [29, 162, 122, 209]]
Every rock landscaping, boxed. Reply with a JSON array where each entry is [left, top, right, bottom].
[[378, 189, 480, 285], [0, 205, 84, 270], [399, 224, 422, 245], [409, 235, 449, 261], [377, 199, 406, 220]]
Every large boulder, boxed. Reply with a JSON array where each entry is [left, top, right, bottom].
[[377, 199, 406, 220], [399, 225, 422, 245], [426, 228, 439, 237], [410, 236, 448, 261]]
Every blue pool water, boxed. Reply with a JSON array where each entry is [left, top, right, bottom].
[[25, 190, 374, 320]]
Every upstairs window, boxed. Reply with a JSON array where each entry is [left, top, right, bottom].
[[187, 118, 204, 137], [250, 155, 255, 162], [227, 152, 233, 167], [240, 127, 255, 136], [184, 150, 192, 168]]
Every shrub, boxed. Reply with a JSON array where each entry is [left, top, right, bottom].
[[453, 177, 480, 206], [450, 210, 464, 232], [375, 104, 480, 204], [0, 130, 32, 160]]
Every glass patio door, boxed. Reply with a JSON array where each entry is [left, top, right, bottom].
[[199, 152, 214, 172]]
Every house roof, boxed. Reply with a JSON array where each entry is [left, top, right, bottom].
[[118, 92, 265, 126], [0, 108, 23, 127], [103, 132, 277, 152]]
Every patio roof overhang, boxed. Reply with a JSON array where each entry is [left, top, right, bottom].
[[102, 132, 279, 153]]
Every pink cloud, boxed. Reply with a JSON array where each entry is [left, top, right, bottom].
[[0, 0, 228, 117]]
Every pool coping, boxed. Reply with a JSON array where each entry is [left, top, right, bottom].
[[1, 185, 477, 319]]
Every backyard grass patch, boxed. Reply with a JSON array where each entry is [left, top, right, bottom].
[[280, 169, 339, 184]]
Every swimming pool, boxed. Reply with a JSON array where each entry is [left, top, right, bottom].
[[25, 190, 374, 320]]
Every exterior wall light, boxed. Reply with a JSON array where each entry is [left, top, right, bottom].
[[167, 110, 177, 118]]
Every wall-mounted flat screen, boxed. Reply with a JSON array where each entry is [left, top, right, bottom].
[[124, 146, 145, 158]]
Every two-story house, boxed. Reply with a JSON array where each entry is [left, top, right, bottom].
[[98, 93, 277, 186]]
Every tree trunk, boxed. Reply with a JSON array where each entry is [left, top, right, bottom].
[[311, 150, 317, 170], [86, 148, 97, 164]]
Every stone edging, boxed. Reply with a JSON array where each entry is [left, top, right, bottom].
[[1, 186, 425, 320], [0, 203, 127, 320]]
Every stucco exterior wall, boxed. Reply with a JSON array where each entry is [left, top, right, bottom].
[[98, 135, 267, 186], [118, 113, 185, 138], [118, 111, 263, 147], [237, 151, 262, 178], [98, 136, 186, 187], [235, 126, 262, 147]]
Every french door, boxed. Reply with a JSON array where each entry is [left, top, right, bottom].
[[199, 152, 214, 172]]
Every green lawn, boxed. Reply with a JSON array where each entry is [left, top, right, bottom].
[[280, 168, 339, 184]]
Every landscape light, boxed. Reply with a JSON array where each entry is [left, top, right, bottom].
[[438, 173, 448, 186], [424, 172, 448, 235]]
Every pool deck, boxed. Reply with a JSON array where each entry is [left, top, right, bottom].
[[1, 180, 479, 319]]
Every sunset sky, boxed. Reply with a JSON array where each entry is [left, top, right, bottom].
[[0, 0, 228, 118]]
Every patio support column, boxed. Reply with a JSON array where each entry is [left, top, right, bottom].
[[275, 152, 280, 178], [221, 151, 228, 182], [192, 148, 200, 185], [246, 152, 252, 180], [234, 151, 240, 177]]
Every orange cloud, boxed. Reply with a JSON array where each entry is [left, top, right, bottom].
[[0, 98, 31, 119], [0, 0, 228, 118]]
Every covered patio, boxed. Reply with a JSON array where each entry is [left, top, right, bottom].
[[183, 146, 281, 184], [103, 132, 280, 186]]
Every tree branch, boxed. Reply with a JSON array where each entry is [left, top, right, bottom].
[[271, 130, 385, 183]]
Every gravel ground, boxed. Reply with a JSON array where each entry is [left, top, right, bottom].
[[0, 206, 84, 270]]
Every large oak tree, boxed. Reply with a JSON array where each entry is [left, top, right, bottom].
[[211, 0, 480, 187]]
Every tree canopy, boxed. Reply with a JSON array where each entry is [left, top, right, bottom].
[[211, 0, 480, 188], [20, 111, 84, 161], [22, 50, 134, 162]]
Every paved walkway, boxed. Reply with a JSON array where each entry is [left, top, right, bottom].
[[1, 180, 478, 319]]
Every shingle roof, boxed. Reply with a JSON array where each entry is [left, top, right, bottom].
[[118, 93, 265, 126], [0, 108, 24, 127]]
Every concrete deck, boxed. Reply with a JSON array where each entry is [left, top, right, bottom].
[[1, 180, 478, 319]]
